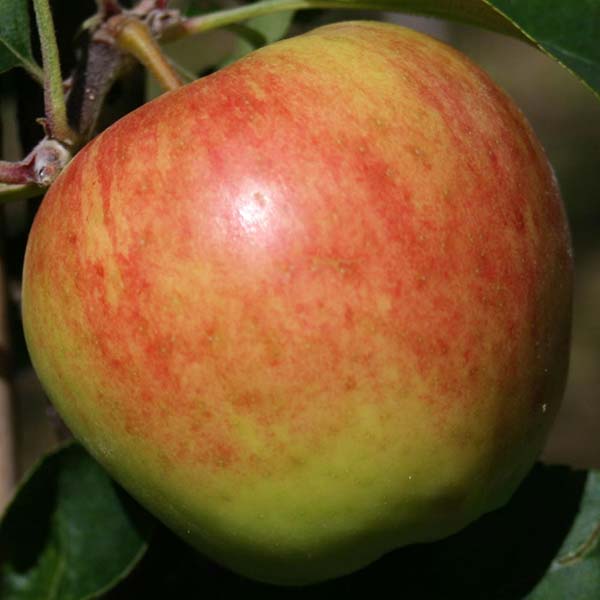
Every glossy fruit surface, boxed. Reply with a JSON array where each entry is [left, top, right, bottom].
[[22, 21, 572, 585]]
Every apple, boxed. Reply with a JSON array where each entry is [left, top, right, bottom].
[[21, 20, 572, 585]]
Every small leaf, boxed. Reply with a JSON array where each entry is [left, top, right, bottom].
[[488, 0, 600, 97], [0, 0, 43, 79], [0, 443, 155, 600], [222, 11, 295, 66], [225, 23, 268, 52], [526, 471, 600, 599], [182, 0, 221, 17], [0, 182, 44, 202]]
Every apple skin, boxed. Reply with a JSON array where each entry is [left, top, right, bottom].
[[22, 21, 572, 585]]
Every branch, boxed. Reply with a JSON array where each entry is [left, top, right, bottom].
[[0, 161, 32, 185], [66, 6, 182, 140], [0, 1, 181, 192], [65, 36, 132, 142], [0, 139, 71, 188]]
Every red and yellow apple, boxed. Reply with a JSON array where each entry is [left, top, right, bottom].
[[22, 21, 572, 585]]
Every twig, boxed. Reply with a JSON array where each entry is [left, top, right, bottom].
[[0, 1, 180, 194], [65, 36, 132, 142], [0, 139, 71, 187], [1, 0, 182, 195], [0, 161, 32, 185]]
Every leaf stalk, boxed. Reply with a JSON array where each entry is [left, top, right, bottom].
[[32, 0, 77, 145], [164, 0, 520, 41]]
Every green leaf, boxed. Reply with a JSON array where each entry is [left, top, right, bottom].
[[488, 0, 600, 98], [526, 471, 600, 599], [0, 182, 44, 202], [182, 0, 222, 17], [223, 11, 295, 66], [0, 0, 43, 80], [0, 443, 155, 600]]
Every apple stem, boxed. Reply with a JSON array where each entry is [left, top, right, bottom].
[[111, 16, 184, 92]]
